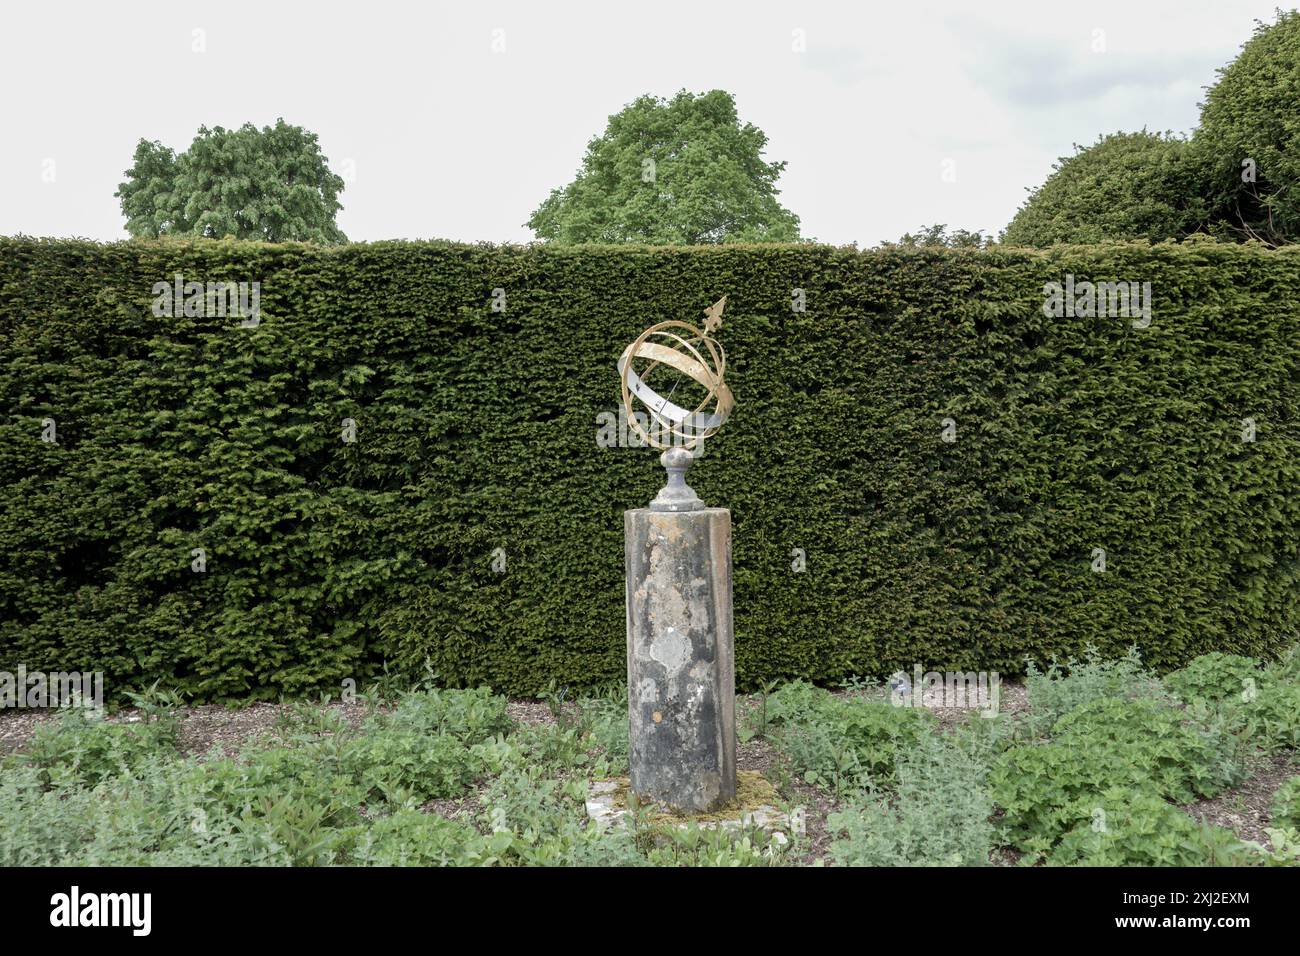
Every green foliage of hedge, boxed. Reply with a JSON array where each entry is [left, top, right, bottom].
[[3, 238, 1300, 700]]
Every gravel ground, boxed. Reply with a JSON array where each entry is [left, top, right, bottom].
[[0, 707, 59, 755], [1185, 750, 1300, 850], [824, 679, 1031, 725]]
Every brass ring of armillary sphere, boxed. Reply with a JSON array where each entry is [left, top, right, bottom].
[[618, 320, 733, 451]]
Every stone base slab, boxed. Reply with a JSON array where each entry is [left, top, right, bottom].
[[584, 778, 800, 846]]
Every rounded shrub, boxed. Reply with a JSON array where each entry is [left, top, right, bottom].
[[1002, 131, 1205, 246], [1194, 10, 1300, 244]]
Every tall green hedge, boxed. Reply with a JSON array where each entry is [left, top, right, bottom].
[[3, 237, 1299, 700]]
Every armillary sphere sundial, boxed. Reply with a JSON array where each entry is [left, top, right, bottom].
[[618, 294, 738, 814], [617, 296, 735, 511]]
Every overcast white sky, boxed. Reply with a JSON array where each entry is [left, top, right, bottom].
[[0, 0, 1287, 246]]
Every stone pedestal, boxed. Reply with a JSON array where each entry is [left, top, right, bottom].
[[624, 450, 735, 813]]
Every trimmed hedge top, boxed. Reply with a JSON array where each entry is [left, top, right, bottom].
[[2, 237, 1299, 700]]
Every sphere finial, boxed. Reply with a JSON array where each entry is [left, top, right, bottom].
[[650, 447, 702, 511]]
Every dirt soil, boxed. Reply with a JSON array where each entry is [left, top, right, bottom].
[[1185, 750, 1299, 849]]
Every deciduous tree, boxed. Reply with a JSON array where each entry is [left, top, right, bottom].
[[527, 90, 801, 244], [117, 119, 346, 243]]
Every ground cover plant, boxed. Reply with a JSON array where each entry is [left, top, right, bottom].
[[1, 648, 1296, 867]]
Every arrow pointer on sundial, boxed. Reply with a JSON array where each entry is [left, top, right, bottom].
[[662, 296, 727, 408], [703, 295, 726, 334], [665, 295, 728, 408]]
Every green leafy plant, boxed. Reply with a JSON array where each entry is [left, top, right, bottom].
[[1190, 680, 1300, 754], [1023, 645, 1167, 734], [1271, 776, 1300, 830], [1048, 788, 1252, 866], [644, 823, 784, 867], [346, 731, 486, 804], [764, 680, 831, 726], [828, 731, 996, 866], [350, 810, 497, 867], [271, 698, 354, 741], [1051, 697, 1244, 797], [991, 698, 1244, 851], [757, 677, 784, 731], [1251, 827, 1300, 866], [540, 679, 576, 729], [1228, 683, 1300, 752], [576, 688, 630, 774], [366, 686, 511, 743], [1267, 644, 1300, 684], [1164, 652, 1263, 704], [20, 708, 179, 789], [768, 688, 934, 792]]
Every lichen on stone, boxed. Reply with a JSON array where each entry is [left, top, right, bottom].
[[607, 770, 782, 824]]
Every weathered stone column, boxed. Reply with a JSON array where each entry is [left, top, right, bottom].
[[625, 448, 735, 813]]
